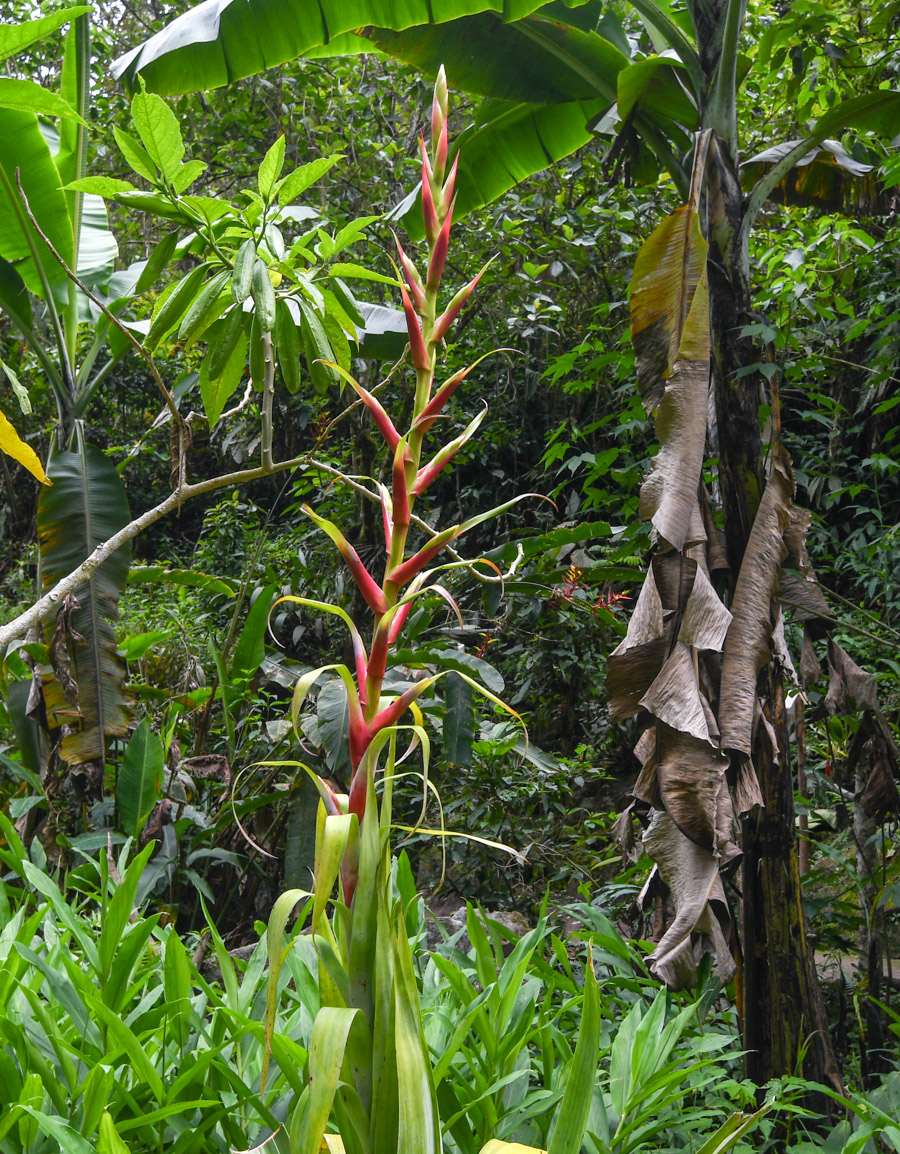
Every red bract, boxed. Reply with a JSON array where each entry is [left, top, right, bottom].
[[439, 153, 458, 215], [431, 262, 488, 343], [395, 236, 426, 313], [427, 198, 454, 294], [399, 281, 431, 371], [420, 138, 439, 241]]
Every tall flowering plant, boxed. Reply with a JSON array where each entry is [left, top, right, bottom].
[[263, 69, 535, 1154]]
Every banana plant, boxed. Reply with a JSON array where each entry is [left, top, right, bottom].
[[111, 0, 900, 1090], [0, 10, 145, 779]]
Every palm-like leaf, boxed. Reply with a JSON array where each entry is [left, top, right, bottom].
[[37, 441, 132, 766]]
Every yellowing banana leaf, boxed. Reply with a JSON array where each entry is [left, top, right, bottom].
[[0, 409, 47, 483], [718, 447, 794, 756], [630, 204, 708, 414]]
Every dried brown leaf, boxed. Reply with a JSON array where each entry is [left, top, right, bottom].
[[640, 641, 713, 743], [643, 809, 735, 990], [719, 448, 794, 755], [655, 722, 732, 852], [825, 640, 878, 714], [606, 634, 670, 723]]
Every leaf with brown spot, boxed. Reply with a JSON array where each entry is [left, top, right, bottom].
[[718, 447, 794, 755], [631, 205, 709, 414]]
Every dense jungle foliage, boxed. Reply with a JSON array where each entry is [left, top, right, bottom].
[[0, 0, 899, 1150]]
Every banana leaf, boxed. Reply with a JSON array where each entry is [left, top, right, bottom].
[[37, 440, 132, 766]]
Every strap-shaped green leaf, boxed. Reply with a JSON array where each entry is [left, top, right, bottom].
[[116, 719, 164, 838], [37, 441, 132, 766], [547, 946, 600, 1154]]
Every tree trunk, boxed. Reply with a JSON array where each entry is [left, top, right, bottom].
[[704, 135, 839, 1094]]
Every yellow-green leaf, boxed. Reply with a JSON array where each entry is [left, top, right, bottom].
[[0, 410, 47, 483]]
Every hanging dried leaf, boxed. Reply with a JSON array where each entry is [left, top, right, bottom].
[[848, 712, 900, 818], [781, 505, 832, 621], [772, 614, 798, 685], [643, 809, 735, 990], [611, 567, 664, 656], [638, 275, 710, 550], [606, 633, 670, 723], [800, 628, 822, 689], [700, 486, 729, 575], [629, 196, 711, 551], [718, 448, 794, 755], [651, 551, 696, 611], [825, 640, 878, 714], [679, 564, 732, 651], [655, 722, 732, 852], [633, 741, 662, 809], [611, 802, 642, 862], [641, 641, 714, 744], [730, 754, 764, 817]]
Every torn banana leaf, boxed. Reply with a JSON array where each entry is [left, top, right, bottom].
[[643, 808, 736, 990], [718, 447, 794, 756]]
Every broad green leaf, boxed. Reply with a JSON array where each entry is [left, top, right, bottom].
[[37, 442, 132, 766], [178, 268, 231, 346], [65, 176, 138, 196], [303, 1007, 370, 1154], [328, 262, 398, 285], [98, 842, 155, 982], [0, 255, 32, 333], [117, 719, 164, 838], [0, 410, 47, 484], [113, 126, 157, 183], [113, 0, 555, 95], [131, 85, 186, 184], [252, 258, 277, 332], [0, 78, 87, 122], [98, 1112, 133, 1154], [231, 582, 278, 681], [163, 927, 193, 1047], [275, 298, 301, 393], [135, 229, 180, 293], [17, 1109, 94, 1154], [147, 262, 208, 349], [393, 913, 441, 1154], [277, 154, 342, 205], [262, 888, 313, 1091], [258, 134, 286, 200], [298, 298, 338, 392], [0, 109, 73, 299], [0, 7, 91, 66]]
